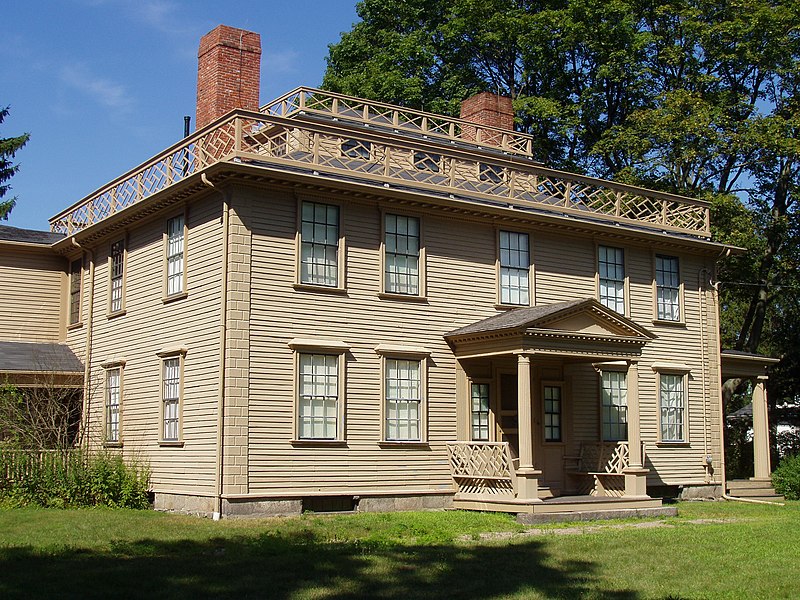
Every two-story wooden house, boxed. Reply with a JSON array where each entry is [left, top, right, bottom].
[[1, 25, 781, 517]]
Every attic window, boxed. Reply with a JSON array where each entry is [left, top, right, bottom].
[[479, 163, 504, 184], [341, 139, 372, 160], [414, 151, 440, 173]]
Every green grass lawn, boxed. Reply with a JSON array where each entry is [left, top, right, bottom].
[[1, 501, 798, 599]]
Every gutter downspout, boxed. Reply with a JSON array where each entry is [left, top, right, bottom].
[[698, 268, 710, 481], [214, 183, 230, 521], [72, 238, 95, 449], [722, 493, 785, 506]]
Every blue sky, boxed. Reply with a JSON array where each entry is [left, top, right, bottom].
[[2, 0, 360, 231]]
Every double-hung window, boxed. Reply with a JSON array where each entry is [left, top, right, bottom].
[[300, 201, 340, 287], [499, 231, 530, 305], [471, 383, 490, 441], [656, 255, 680, 321], [298, 353, 340, 440], [69, 258, 82, 325], [384, 214, 420, 295], [385, 358, 423, 441], [105, 366, 122, 444], [166, 215, 185, 297], [109, 239, 125, 314], [160, 353, 184, 443], [601, 371, 628, 441], [659, 373, 686, 442], [598, 245, 625, 313], [543, 385, 562, 442]]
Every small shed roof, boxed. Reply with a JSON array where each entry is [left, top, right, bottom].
[[0, 341, 83, 374], [0, 225, 64, 245]]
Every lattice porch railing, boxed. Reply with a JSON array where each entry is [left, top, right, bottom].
[[50, 106, 710, 237], [446, 441, 517, 497]]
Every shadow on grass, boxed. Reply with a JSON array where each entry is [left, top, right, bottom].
[[0, 530, 639, 599]]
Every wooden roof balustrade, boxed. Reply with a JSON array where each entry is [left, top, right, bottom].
[[50, 96, 711, 238]]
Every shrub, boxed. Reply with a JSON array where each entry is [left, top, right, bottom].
[[0, 448, 150, 509], [772, 454, 800, 500]]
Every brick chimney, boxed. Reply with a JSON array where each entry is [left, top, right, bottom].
[[459, 92, 514, 143], [196, 25, 261, 130]]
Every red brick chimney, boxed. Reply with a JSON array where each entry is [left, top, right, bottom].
[[196, 25, 261, 130], [459, 92, 514, 143]]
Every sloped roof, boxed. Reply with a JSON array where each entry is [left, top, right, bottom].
[[445, 298, 653, 339], [0, 225, 64, 245], [0, 341, 83, 374]]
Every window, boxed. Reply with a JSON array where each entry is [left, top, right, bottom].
[[471, 383, 490, 441], [69, 258, 82, 325], [656, 255, 680, 321], [660, 373, 685, 442], [601, 371, 627, 441], [109, 239, 125, 314], [105, 367, 121, 444], [385, 358, 422, 441], [479, 163, 504, 183], [166, 215, 185, 297], [298, 353, 339, 440], [161, 356, 182, 442], [341, 139, 371, 160], [300, 201, 340, 287], [598, 245, 625, 313], [384, 214, 420, 295], [499, 231, 529, 305], [544, 385, 562, 442], [413, 151, 440, 173]]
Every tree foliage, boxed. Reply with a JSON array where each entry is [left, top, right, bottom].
[[325, 0, 800, 404], [0, 106, 30, 221]]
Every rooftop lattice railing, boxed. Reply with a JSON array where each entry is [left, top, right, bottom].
[[50, 109, 710, 237], [262, 87, 534, 157]]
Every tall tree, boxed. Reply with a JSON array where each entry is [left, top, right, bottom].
[[0, 106, 30, 221]]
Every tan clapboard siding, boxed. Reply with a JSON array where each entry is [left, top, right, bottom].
[[243, 183, 724, 493], [84, 195, 224, 494], [0, 248, 65, 342], [247, 188, 500, 495]]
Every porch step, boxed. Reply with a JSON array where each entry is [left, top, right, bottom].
[[452, 494, 663, 515], [726, 479, 784, 503]]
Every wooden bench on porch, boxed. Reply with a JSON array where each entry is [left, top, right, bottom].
[[446, 441, 518, 499], [565, 441, 643, 497]]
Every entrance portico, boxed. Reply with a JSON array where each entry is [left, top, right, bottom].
[[445, 298, 659, 513]]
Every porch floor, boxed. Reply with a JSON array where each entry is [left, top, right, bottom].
[[452, 493, 663, 515]]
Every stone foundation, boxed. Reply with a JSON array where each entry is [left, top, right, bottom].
[[678, 484, 724, 500], [356, 493, 453, 513], [153, 492, 216, 517], [222, 498, 303, 517]]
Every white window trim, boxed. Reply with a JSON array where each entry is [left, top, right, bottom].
[[101, 360, 125, 446], [379, 209, 426, 299], [652, 253, 685, 324], [107, 236, 127, 317], [375, 345, 431, 445], [288, 338, 350, 444], [495, 228, 534, 308], [156, 347, 187, 445], [294, 197, 346, 293], [163, 209, 188, 303], [596, 243, 628, 316], [652, 363, 691, 445]]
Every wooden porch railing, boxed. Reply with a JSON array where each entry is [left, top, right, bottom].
[[446, 441, 517, 497], [50, 102, 711, 237]]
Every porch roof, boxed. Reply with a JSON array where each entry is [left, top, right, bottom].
[[445, 298, 655, 360], [720, 349, 780, 379]]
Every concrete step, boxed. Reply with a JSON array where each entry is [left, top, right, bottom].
[[729, 487, 778, 497], [727, 479, 773, 490]]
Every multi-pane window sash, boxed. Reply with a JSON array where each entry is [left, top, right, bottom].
[[162, 358, 180, 441], [110, 240, 124, 313], [166, 216, 184, 296], [385, 214, 420, 295], [471, 383, 490, 441], [298, 354, 338, 440], [660, 374, 685, 441], [386, 358, 422, 441], [69, 259, 81, 324], [105, 368, 121, 443], [601, 371, 628, 441], [301, 201, 339, 287], [599, 246, 625, 313], [499, 231, 529, 305], [544, 385, 561, 442], [656, 255, 680, 321]]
